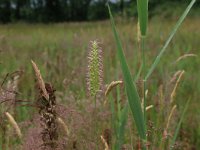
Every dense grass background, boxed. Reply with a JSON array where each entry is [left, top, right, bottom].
[[0, 16, 200, 149]]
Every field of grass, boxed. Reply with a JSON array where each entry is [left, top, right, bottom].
[[0, 15, 200, 149]]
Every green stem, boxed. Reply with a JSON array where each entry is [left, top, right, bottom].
[[94, 96, 98, 150], [141, 37, 146, 118], [141, 36, 147, 149]]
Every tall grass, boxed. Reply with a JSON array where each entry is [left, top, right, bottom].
[[108, 0, 196, 149], [0, 1, 199, 149]]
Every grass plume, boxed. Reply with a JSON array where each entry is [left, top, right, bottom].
[[86, 40, 103, 97], [5, 112, 22, 139]]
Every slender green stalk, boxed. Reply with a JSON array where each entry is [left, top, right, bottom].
[[110, 95, 117, 145], [115, 104, 129, 150], [141, 36, 148, 150], [141, 36, 147, 131], [94, 96, 98, 150], [137, 0, 148, 147], [134, 63, 143, 81]]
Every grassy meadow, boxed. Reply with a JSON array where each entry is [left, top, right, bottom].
[[0, 15, 200, 149]]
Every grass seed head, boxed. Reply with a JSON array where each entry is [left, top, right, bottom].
[[170, 70, 185, 103], [31, 60, 49, 101], [5, 112, 22, 139], [105, 80, 123, 96], [86, 40, 103, 97], [57, 117, 70, 136]]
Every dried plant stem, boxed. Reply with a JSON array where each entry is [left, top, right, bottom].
[[31, 61, 58, 149], [175, 53, 197, 63], [39, 83, 58, 149], [166, 105, 177, 130], [170, 70, 185, 103]]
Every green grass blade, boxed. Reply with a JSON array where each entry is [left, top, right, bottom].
[[115, 104, 129, 150], [145, 0, 196, 80], [110, 96, 118, 140], [137, 0, 148, 36], [170, 99, 190, 149], [107, 4, 146, 140], [134, 63, 143, 81]]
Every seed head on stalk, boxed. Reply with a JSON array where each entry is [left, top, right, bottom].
[[86, 40, 103, 97]]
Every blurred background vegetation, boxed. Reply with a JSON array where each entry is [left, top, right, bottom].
[[0, 0, 199, 23]]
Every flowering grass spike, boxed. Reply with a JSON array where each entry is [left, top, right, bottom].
[[87, 40, 103, 97]]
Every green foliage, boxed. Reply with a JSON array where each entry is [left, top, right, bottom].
[[115, 103, 129, 150], [0, 9, 199, 148], [88, 0, 108, 20], [145, 0, 196, 80], [137, 0, 148, 36], [108, 0, 196, 149], [108, 4, 146, 141]]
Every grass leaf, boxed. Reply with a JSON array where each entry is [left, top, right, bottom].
[[137, 0, 148, 36], [145, 0, 196, 80], [107, 4, 146, 140], [118, 104, 129, 149]]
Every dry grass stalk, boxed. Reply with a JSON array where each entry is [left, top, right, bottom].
[[166, 105, 177, 130], [31, 60, 49, 100], [105, 80, 123, 96], [5, 112, 22, 139], [175, 53, 197, 63], [170, 70, 185, 103], [170, 70, 182, 83], [57, 117, 70, 136], [100, 135, 109, 150], [162, 105, 177, 141]]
